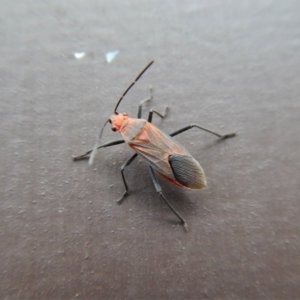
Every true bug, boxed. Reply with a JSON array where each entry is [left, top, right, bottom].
[[72, 61, 236, 230]]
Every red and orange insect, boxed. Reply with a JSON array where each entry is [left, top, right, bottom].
[[73, 61, 236, 230]]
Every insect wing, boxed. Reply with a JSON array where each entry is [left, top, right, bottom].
[[168, 154, 206, 189], [128, 122, 206, 189], [128, 122, 184, 179]]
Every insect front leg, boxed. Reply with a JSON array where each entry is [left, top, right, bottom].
[[169, 124, 236, 139], [148, 165, 188, 231], [137, 87, 153, 118], [72, 140, 125, 161], [117, 153, 138, 204], [147, 106, 169, 123], [136, 86, 169, 122]]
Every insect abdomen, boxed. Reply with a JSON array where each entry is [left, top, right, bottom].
[[169, 154, 206, 189]]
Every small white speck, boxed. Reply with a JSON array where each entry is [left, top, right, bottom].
[[73, 52, 86, 59], [105, 50, 119, 63]]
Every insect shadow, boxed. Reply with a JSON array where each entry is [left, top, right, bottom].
[[72, 61, 236, 231]]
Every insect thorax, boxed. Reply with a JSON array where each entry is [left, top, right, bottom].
[[120, 118, 147, 142]]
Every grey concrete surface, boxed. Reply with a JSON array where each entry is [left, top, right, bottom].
[[1, 0, 300, 299]]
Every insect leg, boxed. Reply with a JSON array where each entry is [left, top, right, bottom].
[[169, 124, 236, 139], [136, 87, 169, 121], [117, 153, 138, 204], [137, 87, 153, 118], [148, 165, 188, 231], [147, 106, 169, 123], [72, 140, 125, 161]]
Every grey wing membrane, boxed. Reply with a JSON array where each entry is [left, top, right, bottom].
[[168, 154, 206, 189]]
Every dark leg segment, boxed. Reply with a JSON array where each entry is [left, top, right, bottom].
[[169, 124, 236, 139], [136, 86, 169, 123], [147, 106, 169, 123], [148, 165, 188, 231], [72, 140, 125, 161], [117, 153, 138, 204], [137, 87, 153, 118]]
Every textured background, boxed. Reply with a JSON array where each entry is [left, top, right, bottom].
[[1, 1, 300, 299]]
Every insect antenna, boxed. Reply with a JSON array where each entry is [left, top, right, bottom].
[[114, 60, 154, 114], [88, 119, 109, 165]]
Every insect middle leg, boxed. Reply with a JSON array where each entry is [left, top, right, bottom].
[[169, 124, 236, 139], [117, 153, 138, 204], [148, 165, 188, 231]]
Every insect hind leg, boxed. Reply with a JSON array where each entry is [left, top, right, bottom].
[[117, 153, 138, 204], [148, 165, 188, 231]]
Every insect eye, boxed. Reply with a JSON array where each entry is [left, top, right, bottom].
[[108, 119, 112, 124], [112, 127, 117, 132]]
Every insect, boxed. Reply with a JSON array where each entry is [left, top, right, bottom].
[[72, 61, 236, 230]]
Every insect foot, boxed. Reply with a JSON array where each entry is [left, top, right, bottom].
[[117, 191, 129, 204], [220, 132, 237, 139]]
